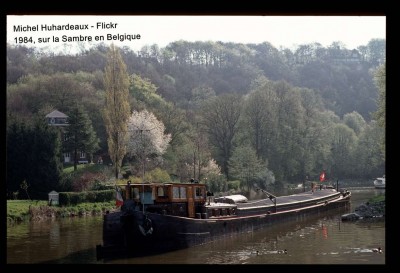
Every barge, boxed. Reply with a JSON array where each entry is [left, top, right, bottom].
[[96, 181, 351, 259]]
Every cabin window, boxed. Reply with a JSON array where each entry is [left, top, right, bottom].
[[157, 187, 165, 197], [173, 186, 187, 199], [194, 187, 203, 199], [173, 187, 180, 198], [133, 188, 140, 199], [180, 187, 187, 198]]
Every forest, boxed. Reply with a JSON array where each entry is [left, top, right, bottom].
[[6, 39, 386, 199]]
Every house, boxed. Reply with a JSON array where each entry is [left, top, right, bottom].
[[333, 49, 361, 64], [45, 110, 68, 126], [46, 110, 89, 164]]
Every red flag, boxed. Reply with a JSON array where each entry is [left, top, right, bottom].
[[116, 187, 124, 207], [319, 171, 326, 182]]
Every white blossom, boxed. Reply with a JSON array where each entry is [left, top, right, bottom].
[[127, 110, 171, 158]]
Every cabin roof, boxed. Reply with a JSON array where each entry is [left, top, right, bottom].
[[121, 182, 206, 187], [215, 194, 248, 203]]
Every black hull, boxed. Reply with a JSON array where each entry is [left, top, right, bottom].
[[97, 192, 351, 260]]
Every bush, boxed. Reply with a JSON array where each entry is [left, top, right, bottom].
[[122, 170, 132, 179], [70, 192, 86, 205], [227, 180, 240, 191], [86, 191, 97, 202], [72, 172, 102, 192], [58, 173, 73, 192], [145, 168, 171, 183], [59, 189, 114, 206]]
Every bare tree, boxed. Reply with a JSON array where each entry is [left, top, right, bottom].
[[200, 94, 242, 177]]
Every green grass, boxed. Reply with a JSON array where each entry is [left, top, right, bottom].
[[7, 200, 46, 223], [7, 199, 116, 225], [368, 195, 385, 204], [63, 163, 106, 174]]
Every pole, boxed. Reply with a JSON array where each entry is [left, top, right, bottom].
[[303, 176, 308, 193], [132, 126, 156, 214], [141, 130, 145, 214], [140, 128, 153, 214]]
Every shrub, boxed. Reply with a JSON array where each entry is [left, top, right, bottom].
[[58, 190, 114, 206], [145, 168, 171, 183], [227, 180, 240, 191]]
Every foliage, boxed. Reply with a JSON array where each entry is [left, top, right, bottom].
[[103, 43, 131, 179], [200, 94, 243, 177], [58, 190, 114, 206], [144, 167, 171, 183], [372, 62, 385, 160], [6, 40, 385, 186], [7, 200, 115, 224], [7, 120, 29, 198], [64, 104, 100, 170], [343, 111, 366, 136], [127, 109, 171, 157], [129, 73, 164, 110], [368, 194, 385, 204], [7, 118, 62, 200], [20, 180, 31, 200], [204, 173, 227, 194], [227, 180, 240, 191], [126, 109, 171, 177], [7, 200, 48, 223], [352, 121, 385, 178], [71, 171, 108, 192], [59, 163, 113, 192], [228, 145, 271, 192], [328, 123, 358, 178], [201, 159, 222, 178]]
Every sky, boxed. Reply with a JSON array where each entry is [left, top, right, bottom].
[[7, 15, 386, 54]]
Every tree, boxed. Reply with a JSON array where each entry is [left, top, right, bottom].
[[190, 85, 216, 109], [329, 124, 357, 178], [373, 62, 385, 159], [29, 118, 63, 199], [64, 104, 99, 171], [243, 80, 277, 158], [200, 94, 242, 177], [6, 117, 63, 199], [129, 73, 163, 110], [7, 120, 30, 198], [366, 39, 386, 66], [352, 121, 385, 178], [127, 110, 171, 179], [20, 180, 31, 200], [229, 145, 271, 192], [103, 44, 131, 179], [343, 111, 366, 136]]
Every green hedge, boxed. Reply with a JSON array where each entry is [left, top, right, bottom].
[[59, 189, 114, 206]]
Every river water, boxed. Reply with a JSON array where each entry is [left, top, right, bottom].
[[6, 188, 385, 264]]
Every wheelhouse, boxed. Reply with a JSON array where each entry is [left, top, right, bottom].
[[122, 182, 207, 218]]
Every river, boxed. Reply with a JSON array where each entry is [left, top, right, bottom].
[[6, 187, 385, 264]]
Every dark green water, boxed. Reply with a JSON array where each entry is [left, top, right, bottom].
[[7, 188, 385, 264]]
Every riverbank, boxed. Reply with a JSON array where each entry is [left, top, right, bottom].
[[342, 194, 385, 221], [7, 200, 117, 225]]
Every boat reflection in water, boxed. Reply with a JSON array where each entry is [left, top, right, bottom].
[[96, 181, 351, 260]]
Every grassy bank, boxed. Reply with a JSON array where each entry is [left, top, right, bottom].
[[368, 194, 385, 204], [7, 200, 117, 225]]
